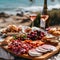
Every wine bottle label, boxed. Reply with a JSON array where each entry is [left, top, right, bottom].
[[40, 19, 45, 28]]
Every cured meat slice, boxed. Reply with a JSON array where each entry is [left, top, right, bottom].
[[28, 49, 42, 57], [36, 47, 50, 53], [41, 44, 56, 51]]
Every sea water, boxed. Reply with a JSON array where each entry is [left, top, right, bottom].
[[0, 0, 60, 14]]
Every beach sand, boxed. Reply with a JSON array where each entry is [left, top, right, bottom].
[[0, 14, 31, 29]]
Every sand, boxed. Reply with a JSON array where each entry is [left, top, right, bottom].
[[0, 15, 31, 29]]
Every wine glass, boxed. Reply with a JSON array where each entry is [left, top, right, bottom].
[[30, 13, 37, 27]]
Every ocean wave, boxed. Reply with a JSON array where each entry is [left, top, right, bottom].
[[48, 4, 60, 10], [15, 6, 43, 12], [16, 4, 60, 12], [0, 4, 60, 15]]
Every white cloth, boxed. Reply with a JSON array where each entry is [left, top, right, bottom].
[[0, 47, 14, 59], [40, 19, 45, 28], [0, 37, 14, 59]]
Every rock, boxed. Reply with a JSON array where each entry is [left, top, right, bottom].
[[16, 12, 23, 17], [20, 19, 30, 23], [0, 12, 10, 18]]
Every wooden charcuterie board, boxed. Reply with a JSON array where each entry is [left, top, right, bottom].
[[1, 43, 60, 60]]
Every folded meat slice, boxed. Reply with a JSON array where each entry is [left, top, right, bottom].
[[28, 49, 42, 57], [36, 47, 50, 53], [41, 44, 56, 51]]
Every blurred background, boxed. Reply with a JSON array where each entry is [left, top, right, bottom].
[[0, 0, 60, 28]]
